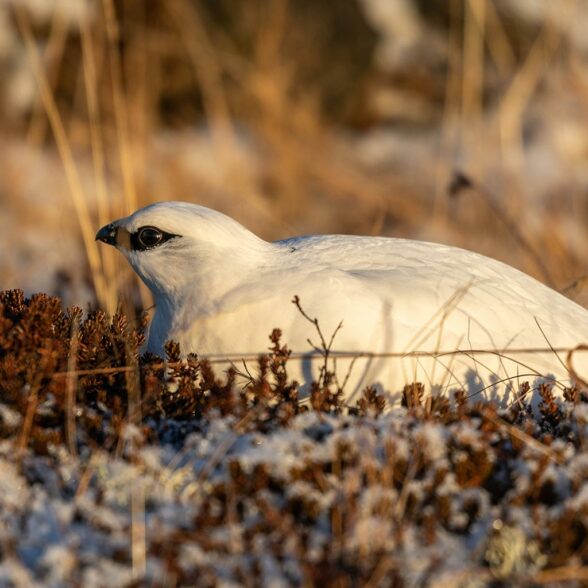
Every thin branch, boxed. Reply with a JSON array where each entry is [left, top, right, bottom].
[[48, 344, 586, 381], [449, 171, 555, 287]]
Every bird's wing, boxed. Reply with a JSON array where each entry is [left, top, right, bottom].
[[274, 234, 588, 350]]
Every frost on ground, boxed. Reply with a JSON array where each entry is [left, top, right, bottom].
[[1, 289, 588, 587]]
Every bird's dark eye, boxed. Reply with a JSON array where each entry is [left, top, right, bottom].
[[138, 227, 163, 248], [130, 225, 181, 251]]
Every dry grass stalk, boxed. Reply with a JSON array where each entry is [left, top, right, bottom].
[[65, 319, 79, 457], [79, 6, 119, 314], [14, 6, 111, 309]]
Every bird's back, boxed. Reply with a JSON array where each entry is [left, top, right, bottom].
[[244, 234, 588, 404], [275, 234, 587, 331]]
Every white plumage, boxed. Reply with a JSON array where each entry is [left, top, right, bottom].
[[96, 201, 588, 407]]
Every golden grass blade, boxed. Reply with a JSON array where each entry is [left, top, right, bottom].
[[79, 6, 119, 314], [65, 320, 79, 457], [14, 5, 109, 309], [462, 0, 486, 132], [498, 3, 572, 169], [566, 344, 588, 389], [131, 478, 146, 579], [102, 0, 137, 215], [168, 0, 237, 155], [26, 7, 68, 146]]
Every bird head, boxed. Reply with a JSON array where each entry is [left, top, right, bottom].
[[96, 201, 269, 301]]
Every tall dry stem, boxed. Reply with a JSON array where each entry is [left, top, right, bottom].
[[79, 7, 119, 314], [15, 5, 110, 309], [65, 319, 79, 457]]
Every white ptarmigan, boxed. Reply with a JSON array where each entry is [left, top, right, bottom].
[[96, 201, 588, 407]]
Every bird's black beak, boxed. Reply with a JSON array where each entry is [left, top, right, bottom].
[[95, 223, 118, 246]]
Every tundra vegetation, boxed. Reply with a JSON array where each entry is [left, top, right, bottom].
[[3, 0, 588, 585], [1, 289, 588, 585]]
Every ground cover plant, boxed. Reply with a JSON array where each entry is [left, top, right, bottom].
[[4, 3, 588, 585], [2, 289, 588, 586]]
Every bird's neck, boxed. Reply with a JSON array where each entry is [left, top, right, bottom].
[[146, 241, 281, 354]]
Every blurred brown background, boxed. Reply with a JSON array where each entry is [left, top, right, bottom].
[[2, 0, 588, 313]]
